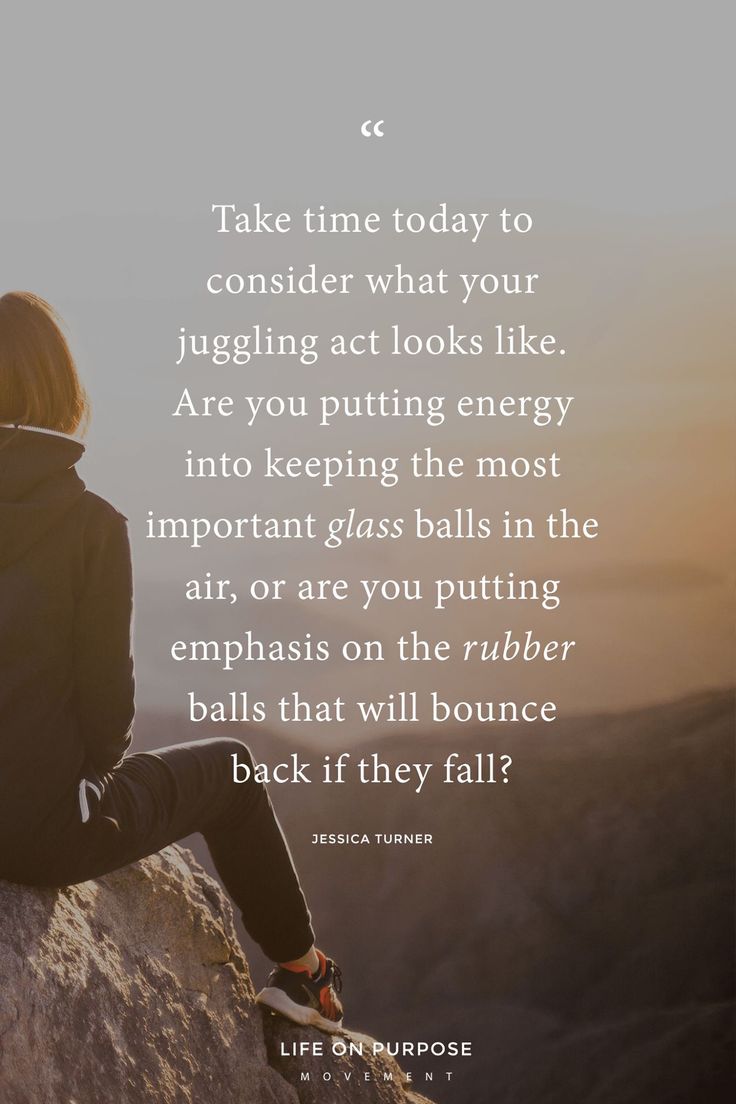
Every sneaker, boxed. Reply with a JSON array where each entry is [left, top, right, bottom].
[[256, 950, 344, 1033]]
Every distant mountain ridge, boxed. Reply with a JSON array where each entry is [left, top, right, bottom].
[[135, 689, 735, 1102]]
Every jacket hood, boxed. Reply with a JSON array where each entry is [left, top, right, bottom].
[[0, 426, 87, 568]]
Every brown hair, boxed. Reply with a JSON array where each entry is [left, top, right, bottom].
[[0, 292, 89, 436]]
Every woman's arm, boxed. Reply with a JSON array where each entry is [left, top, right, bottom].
[[73, 506, 135, 774]]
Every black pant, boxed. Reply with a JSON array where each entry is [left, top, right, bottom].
[[6, 738, 315, 963]]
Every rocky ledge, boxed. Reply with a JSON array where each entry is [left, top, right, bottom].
[[0, 846, 432, 1104]]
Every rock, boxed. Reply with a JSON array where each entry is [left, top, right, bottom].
[[263, 1016, 434, 1104], [0, 846, 431, 1104]]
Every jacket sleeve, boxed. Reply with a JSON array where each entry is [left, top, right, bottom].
[[73, 507, 135, 773]]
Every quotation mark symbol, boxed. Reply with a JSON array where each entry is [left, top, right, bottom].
[[361, 119, 385, 138]]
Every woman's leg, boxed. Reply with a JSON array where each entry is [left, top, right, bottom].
[[12, 736, 345, 1030], [37, 737, 315, 963]]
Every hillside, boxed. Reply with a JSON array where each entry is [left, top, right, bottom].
[[135, 690, 735, 1103]]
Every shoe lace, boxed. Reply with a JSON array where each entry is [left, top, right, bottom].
[[330, 962, 343, 994]]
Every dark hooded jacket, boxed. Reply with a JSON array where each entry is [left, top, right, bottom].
[[0, 426, 134, 843]]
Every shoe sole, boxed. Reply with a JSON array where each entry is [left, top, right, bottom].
[[256, 987, 344, 1034]]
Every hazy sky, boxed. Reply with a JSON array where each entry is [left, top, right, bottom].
[[2, 2, 733, 730]]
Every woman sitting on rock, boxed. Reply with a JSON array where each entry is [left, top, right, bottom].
[[0, 291, 343, 1034]]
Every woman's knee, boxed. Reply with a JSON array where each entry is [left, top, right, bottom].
[[200, 737, 263, 787], [205, 738, 268, 824], [222, 738, 257, 780], [190, 738, 266, 814]]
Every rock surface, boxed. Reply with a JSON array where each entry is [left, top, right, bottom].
[[263, 1017, 433, 1104], [0, 846, 431, 1104]]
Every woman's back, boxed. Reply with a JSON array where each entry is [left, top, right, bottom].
[[0, 425, 134, 846]]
